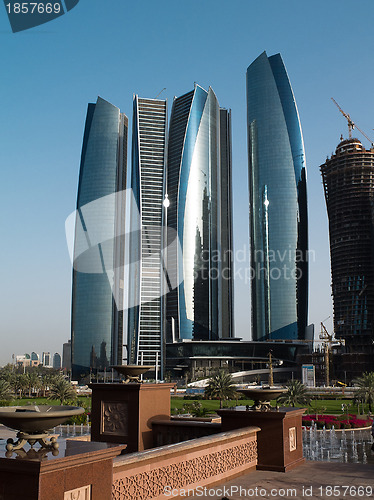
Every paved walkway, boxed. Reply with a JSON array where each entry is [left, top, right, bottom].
[[0, 425, 16, 441], [189, 462, 374, 499]]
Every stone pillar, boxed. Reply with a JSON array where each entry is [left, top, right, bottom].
[[0, 440, 125, 500], [89, 383, 174, 453], [217, 407, 306, 472]]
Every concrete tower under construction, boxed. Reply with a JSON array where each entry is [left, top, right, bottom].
[[320, 137, 374, 375]]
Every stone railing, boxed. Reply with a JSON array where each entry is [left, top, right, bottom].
[[112, 426, 260, 500], [152, 418, 221, 446]]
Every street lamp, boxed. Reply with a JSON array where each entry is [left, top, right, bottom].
[[161, 193, 170, 381]]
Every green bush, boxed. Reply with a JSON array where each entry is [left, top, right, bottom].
[[66, 412, 89, 425]]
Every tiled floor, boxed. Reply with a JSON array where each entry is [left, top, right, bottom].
[[188, 462, 374, 499]]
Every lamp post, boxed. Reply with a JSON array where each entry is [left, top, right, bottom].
[[268, 350, 274, 387], [161, 193, 170, 381]]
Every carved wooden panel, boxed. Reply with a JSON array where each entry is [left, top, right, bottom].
[[64, 484, 91, 500], [112, 441, 257, 500], [289, 426, 297, 452], [101, 401, 128, 436]]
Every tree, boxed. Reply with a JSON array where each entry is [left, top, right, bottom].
[[0, 379, 12, 401], [10, 373, 28, 399], [204, 370, 237, 408], [277, 380, 310, 407], [48, 377, 77, 405], [354, 372, 374, 413], [25, 371, 41, 398]]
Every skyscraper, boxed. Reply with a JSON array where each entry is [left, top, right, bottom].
[[62, 340, 71, 371], [247, 52, 308, 341], [71, 97, 128, 380], [127, 96, 167, 376], [320, 137, 374, 374], [53, 352, 62, 370], [166, 84, 233, 341], [42, 352, 51, 367]]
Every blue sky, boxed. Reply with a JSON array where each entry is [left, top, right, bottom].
[[1, 0, 373, 366]]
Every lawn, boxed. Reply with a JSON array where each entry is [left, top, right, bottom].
[[2, 395, 369, 418], [171, 397, 369, 416], [3, 396, 91, 408]]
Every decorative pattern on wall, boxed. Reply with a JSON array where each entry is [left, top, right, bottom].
[[102, 401, 128, 436], [112, 441, 257, 500], [289, 426, 297, 452], [64, 485, 91, 500]]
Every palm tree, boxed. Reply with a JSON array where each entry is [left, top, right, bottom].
[[354, 372, 374, 413], [48, 378, 77, 405], [10, 373, 28, 399], [25, 371, 41, 398], [277, 380, 310, 407], [0, 379, 12, 402], [205, 370, 237, 408]]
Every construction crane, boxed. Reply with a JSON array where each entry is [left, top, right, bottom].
[[319, 321, 334, 387], [331, 98, 374, 147], [155, 88, 166, 99]]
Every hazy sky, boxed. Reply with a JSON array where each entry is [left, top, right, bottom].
[[1, 0, 373, 366]]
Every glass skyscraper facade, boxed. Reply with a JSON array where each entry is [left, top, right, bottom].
[[71, 97, 127, 380], [247, 52, 308, 341], [127, 96, 167, 375], [166, 85, 233, 341]]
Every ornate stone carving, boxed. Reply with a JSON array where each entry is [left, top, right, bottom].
[[289, 426, 297, 452], [112, 441, 257, 500], [64, 485, 91, 500], [101, 401, 128, 436]]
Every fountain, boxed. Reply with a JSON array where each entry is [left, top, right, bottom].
[[89, 365, 175, 452], [217, 386, 306, 471], [0, 405, 84, 451], [111, 365, 153, 383], [303, 424, 374, 464], [237, 387, 287, 411]]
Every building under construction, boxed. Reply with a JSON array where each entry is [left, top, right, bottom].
[[320, 136, 374, 377]]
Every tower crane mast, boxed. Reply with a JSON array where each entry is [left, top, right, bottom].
[[331, 98, 374, 147]]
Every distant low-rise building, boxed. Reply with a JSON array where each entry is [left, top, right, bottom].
[[16, 354, 31, 369], [30, 351, 40, 367]]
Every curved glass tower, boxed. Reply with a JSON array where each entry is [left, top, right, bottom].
[[247, 52, 308, 341], [167, 85, 233, 341], [71, 97, 127, 380]]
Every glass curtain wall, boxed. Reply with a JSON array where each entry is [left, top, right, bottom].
[[166, 85, 233, 341], [247, 52, 308, 341], [71, 97, 127, 380]]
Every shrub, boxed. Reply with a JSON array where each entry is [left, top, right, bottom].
[[340, 421, 352, 429]]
